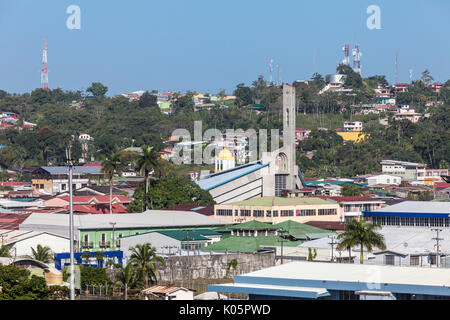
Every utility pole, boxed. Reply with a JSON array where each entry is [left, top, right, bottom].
[[431, 228, 443, 268], [277, 229, 288, 264], [66, 146, 76, 300], [329, 235, 338, 262], [110, 222, 116, 251]]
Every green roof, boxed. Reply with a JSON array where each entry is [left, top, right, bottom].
[[272, 220, 334, 240], [150, 229, 218, 242], [228, 196, 332, 207], [228, 220, 278, 231], [199, 236, 302, 253], [158, 102, 171, 109]]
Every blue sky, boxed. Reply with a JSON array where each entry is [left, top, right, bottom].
[[1, 0, 449, 95]]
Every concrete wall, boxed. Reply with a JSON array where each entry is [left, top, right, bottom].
[[12, 233, 70, 257], [156, 251, 276, 282]]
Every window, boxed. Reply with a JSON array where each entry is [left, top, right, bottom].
[[253, 210, 264, 217], [240, 210, 251, 217], [410, 256, 420, 266], [275, 174, 287, 197], [61, 184, 66, 191], [281, 210, 293, 217], [272, 210, 278, 217], [318, 209, 337, 216], [216, 209, 232, 216], [385, 255, 395, 265], [39, 184, 44, 189], [301, 209, 316, 216], [266, 210, 271, 217], [84, 234, 88, 242]]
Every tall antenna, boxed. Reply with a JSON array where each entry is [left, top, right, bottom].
[[41, 37, 49, 91], [342, 44, 350, 66], [313, 48, 317, 75], [352, 44, 362, 75], [409, 69, 413, 83], [269, 57, 273, 84], [277, 63, 281, 85], [395, 50, 399, 84]]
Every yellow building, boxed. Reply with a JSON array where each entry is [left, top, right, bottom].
[[214, 196, 340, 224], [215, 148, 235, 172], [337, 131, 368, 143]]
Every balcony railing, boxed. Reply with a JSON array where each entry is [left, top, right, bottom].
[[82, 242, 94, 249], [99, 241, 111, 248]]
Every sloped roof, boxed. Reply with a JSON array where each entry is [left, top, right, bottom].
[[196, 161, 269, 191], [228, 196, 332, 206], [272, 220, 333, 240], [228, 220, 277, 231], [200, 236, 302, 253], [41, 166, 102, 175]]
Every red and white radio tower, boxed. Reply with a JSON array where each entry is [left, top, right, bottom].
[[40, 37, 49, 91]]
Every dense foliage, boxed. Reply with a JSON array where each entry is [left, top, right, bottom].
[[0, 75, 448, 179], [0, 264, 49, 300]]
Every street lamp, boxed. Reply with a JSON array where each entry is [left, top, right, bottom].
[[65, 150, 77, 301], [110, 222, 117, 251]]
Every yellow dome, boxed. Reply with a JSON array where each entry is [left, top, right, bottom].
[[216, 148, 235, 161]]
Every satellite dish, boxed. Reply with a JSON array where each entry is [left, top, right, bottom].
[[403, 242, 408, 248]]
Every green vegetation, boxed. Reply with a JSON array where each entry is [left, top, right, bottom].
[[337, 219, 386, 264], [128, 243, 165, 288], [0, 264, 49, 300], [28, 245, 53, 263], [0, 75, 447, 181]]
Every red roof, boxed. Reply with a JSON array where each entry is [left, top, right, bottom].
[[56, 195, 132, 204], [0, 212, 32, 230], [163, 204, 214, 216], [318, 196, 383, 203], [70, 203, 129, 214], [435, 182, 450, 190], [0, 182, 29, 186], [304, 221, 346, 231]]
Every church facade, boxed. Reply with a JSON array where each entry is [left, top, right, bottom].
[[197, 84, 304, 204]]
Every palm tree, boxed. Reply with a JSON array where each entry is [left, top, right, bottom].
[[337, 219, 386, 264], [95, 251, 105, 267], [226, 259, 238, 277], [101, 152, 126, 214], [115, 263, 138, 300], [134, 146, 160, 211], [29, 244, 53, 263], [0, 245, 11, 257], [81, 251, 91, 265], [129, 243, 165, 289]]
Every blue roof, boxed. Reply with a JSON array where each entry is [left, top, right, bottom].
[[196, 161, 269, 191], [41, 166, 102, 175]]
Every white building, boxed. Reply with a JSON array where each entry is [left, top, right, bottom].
[[215, 148, 235, 173], [367, 174, 402, 186], [0, 230, 70, 257], [344, 121, 363, 132]]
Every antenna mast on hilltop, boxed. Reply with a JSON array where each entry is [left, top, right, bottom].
[[41, 37, 49, 91], [352, 44, 362, 75], [342, 44, 350, 66], [269, 57, 273, 84], [395, 50, 399, 84]]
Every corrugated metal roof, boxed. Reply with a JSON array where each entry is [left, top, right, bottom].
[[21, 210, 227, 231], [367, 201, 450, 214], [141, 286, 188, 294], [41, 166, 102, 175], [196, 161, 269, 191]]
